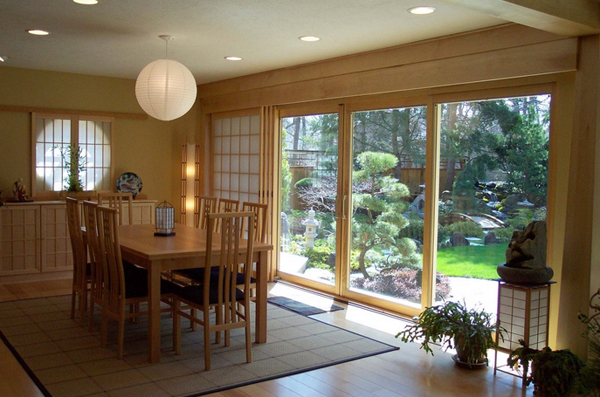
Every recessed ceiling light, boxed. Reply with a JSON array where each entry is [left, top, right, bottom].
[[299, 35, 320, 42], [73, 0, 98, 4], [0, 55, 7, 62], [225, 56, 243, 61], [27, 29, 50, 36], [408, 6, 436, 15]]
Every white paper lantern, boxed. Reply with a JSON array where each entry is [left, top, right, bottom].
[[135, 59, 197, 121]]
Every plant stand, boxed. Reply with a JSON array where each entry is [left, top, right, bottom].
[[493, 280, 553, 386]]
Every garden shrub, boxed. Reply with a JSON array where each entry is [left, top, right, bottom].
[[445, 221, 485, 238], [351, 268, 451, 303]]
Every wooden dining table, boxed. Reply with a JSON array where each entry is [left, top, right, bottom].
[[117, 223, 273, 363]]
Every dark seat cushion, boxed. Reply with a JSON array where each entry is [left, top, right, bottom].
[[123, 264, 180, 299], [176, 267, 255, 286]]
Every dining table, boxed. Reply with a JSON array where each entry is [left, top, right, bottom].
[[117, 223, 273, 363]]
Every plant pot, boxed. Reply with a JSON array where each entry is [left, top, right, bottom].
[[60, 190, 97, 200], [454, 336, 488, 369]]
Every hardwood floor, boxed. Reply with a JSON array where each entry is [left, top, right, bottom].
[[0, 279, 532, 397]]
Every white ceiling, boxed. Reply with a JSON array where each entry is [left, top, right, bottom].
[[0, 0, 528, 84]]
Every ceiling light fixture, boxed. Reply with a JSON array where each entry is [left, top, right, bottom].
[[299, 35, 320, 42], [225, 56, 242, 61], [135, 35, 197, 121], [0, 55, 6, 62], [73, 0, 98, 4], [408, 6, 436, 15], [27, 29, 50, 36]]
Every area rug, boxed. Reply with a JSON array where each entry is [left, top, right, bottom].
[[267, 296, 344, 316], [0, 295, 397, 397]]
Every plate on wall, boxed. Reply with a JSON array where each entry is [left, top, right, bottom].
[[116, 172, 143, 198]]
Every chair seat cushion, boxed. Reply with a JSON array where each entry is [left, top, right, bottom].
[[176, 267, 255, 285], [124, 266, 180, 298], [174, 284, 245, 305]]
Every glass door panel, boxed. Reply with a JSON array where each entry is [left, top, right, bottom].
[[348, 106, 432, 308], [435, 96, 550, 316], [279, 113, 339, 287]]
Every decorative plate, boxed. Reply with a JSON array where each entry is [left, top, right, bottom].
[[116, 172, 143, 198]]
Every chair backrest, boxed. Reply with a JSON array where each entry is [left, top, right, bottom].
[[205, 212, 255, 312], [241, 201, 268, 243], [66, 197, 87, 287], [82, 201, 104, 304], [98, 192, 133, 225], [195, 195, 219, 231], [216, 198, 240, 231], [96, 206, 126, 314]]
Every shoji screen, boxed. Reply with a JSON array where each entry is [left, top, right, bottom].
[[212, 114, 261, 203]]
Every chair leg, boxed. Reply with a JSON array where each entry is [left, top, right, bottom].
[[204, 322, 211, 371], [245, 317, 252, 364], [173, 300, 181, 355], [70, 290, 76, 319], [88, 299, 95, 332], [78, 291, 87, 326], [100, 310, 108, 348], [117, 318, 125, 359]]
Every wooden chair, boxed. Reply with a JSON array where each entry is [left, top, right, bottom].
[[172, 211, 255, 370], [82, 201, 105, 332], [94, 205, 177, 359], [216, 198, 239, 231], [98, 192, 133, 225], [240, 202, 268, 299], [195, 195, 219, 231], [66, 197, 90, 326]]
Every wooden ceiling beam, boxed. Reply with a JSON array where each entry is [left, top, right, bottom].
[[441, 0, 600, 36]]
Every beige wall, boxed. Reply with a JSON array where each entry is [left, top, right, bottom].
[[0, 67, 198, 220], [197, 23, 598, 356]]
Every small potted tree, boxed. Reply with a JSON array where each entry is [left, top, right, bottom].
[[396, 300, 502, 368], [507, 339, 586, 397]]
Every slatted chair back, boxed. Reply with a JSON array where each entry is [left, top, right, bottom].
[[241, 201, 268, 243], [195, 195, 219, 231], [216, 198, 240, 231], [96, 206, 126, 318], [98, 192, 133, 225], [82, 200, 104, 331], [66, 197, 88, 324]]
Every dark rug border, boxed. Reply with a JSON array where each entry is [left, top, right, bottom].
[[0, 297, 399, 397], [0, 329, 52, 397], [267, 296, 344, 316]]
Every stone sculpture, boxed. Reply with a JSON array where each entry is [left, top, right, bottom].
[[497, 220, 554, 284]]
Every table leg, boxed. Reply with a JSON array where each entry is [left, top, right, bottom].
[[255, 251, 267, 343], [148, 262, 162, 363]]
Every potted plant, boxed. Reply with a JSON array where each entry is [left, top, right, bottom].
[[395, 300, 502, 368], [507, 339, 585, 397], [58, 144, 86, 192]]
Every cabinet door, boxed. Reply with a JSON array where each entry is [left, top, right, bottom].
[[0, 205, 41, 275], [41, 204, 73, 272], [131, 201, 156, 225]]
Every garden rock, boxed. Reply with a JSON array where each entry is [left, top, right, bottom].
[[450, 232, 470, 246], [484, 232, 499, 245]]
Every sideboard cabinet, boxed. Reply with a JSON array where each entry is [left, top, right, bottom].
[[1, 200, 156, 283]]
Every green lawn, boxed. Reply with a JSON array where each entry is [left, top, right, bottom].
[[436, 243, 506, 279]]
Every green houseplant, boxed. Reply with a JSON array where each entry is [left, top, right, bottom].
[[396, 300, 502, 368], [57, 144, 86, 192], [507, 339, 586, 397]]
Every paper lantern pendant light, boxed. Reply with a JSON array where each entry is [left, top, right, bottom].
[[135, 36, 197, 121]]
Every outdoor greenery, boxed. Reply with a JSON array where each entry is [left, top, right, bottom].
[[436, 244, 506, 279]]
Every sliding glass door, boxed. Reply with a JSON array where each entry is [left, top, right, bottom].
[[275, 90, 552, 317], [279, 110, 340, 291]]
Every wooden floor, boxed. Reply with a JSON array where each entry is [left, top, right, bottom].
[[0, 279, 532, 397]]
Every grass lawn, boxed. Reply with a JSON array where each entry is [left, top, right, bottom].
[[436, 243, 506, 279]]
